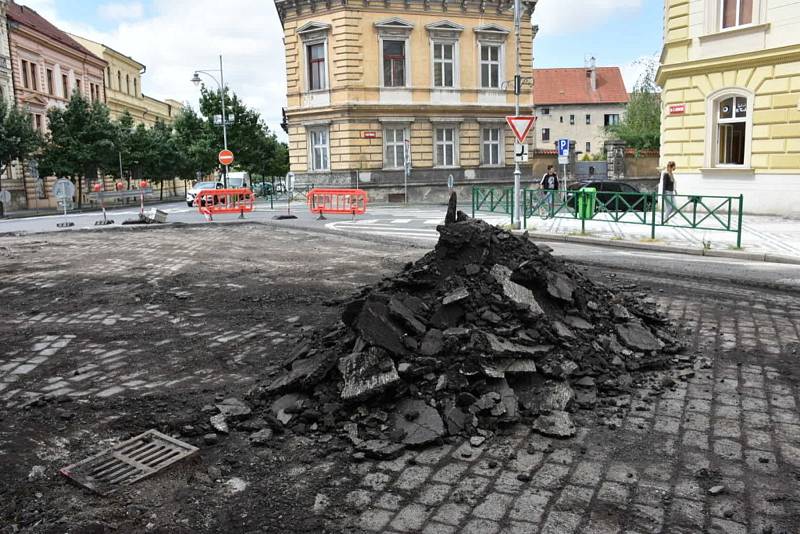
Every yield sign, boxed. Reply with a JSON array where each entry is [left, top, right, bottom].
[[506, 116, 536, 144]]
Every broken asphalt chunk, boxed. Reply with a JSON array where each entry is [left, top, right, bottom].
[[338, 347, 401, 401], [391, 399, 445, 446], [532, 411, 577, 438]]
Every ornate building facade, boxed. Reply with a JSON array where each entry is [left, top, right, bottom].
[[276, 0, 536, 200]]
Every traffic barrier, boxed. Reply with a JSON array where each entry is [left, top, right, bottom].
[[196, 188, 254, 221], [307, 188, 367, 219]]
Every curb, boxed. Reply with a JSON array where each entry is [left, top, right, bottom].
[[515, 230, 800, 266]]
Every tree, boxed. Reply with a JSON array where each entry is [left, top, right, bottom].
[[197, 86, 289, 181], [39, 93, 117, 207], [608, 58, 661, 151], [0, 101, 41, 216], [173, 105, 216, 180]]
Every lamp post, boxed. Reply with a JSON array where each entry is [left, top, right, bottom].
[[191, 55, 229, 187]]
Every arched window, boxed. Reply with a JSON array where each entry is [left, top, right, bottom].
[[126, 74, 130, 94], [117, 71, 121, 91], [706, 89, 753, 168], [133, 78, 137, 97]]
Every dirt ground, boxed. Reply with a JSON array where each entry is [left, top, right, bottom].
[[1, 223, 799, 534]]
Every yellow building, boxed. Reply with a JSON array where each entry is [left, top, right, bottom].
[[276, 0, 535, 199], [658, 0, 800, 215], [70, 34, 181, 126]]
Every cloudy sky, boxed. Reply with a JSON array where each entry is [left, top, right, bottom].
[[18, 0, 661, 140]]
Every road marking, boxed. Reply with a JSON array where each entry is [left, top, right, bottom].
[[390, 219, 412, 224]]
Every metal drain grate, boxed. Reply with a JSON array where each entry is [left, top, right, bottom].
[[60, 429, 198, 495]]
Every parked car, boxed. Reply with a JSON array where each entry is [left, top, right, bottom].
[[252, 182, 274, 197], [566, 181, 652, 212], [186, 181, 222, 207]]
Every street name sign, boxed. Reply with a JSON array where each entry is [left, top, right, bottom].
[[506, 116, 535, 144], [219, 150, 235, 166], [514, 142, 529, 163], [668, 104, 686, 115]]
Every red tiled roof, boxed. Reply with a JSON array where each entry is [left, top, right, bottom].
[[7, 2, 102, 61], [534, 67, 629, 106]]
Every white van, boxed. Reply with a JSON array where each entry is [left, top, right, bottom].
[[225, 172, 250, 189]]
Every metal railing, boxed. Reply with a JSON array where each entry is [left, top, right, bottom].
[[473, 186, 744, 248], [471, 187, 514, 224]]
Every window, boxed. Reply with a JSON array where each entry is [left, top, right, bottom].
[[435, 127, 457, 167], [62, 74, 69, 98], [384, 127, 407, 168], [586, 142, 591, 153], [716, 96, 747, 165], [90, 84, 95, 101], [126, 74, 130, 94], [604, 114, 620, 126], [721, 0, 752, 29], [542, 128, 550, 142], [481, 127, 502, 166], [542, 108, 550, 116], [382, 40, 406, 87], [117, 71, 122, 91], [585, 114, 591, 125], [106, 67, 110, 87], [569, 114, 575, 125], [75, 79, 82, 94], [309, 128, 329, 171], [133, 78, 138, 97], [30, 63, 37, 91], [307, 43, 326, 91], [34, 114, 42, 132], [560, 116, 564, 124], [46, 69, 54, 95], [433, 43, 454, 87], [21, 61, 29, 88], [480, 44, 500, 88]]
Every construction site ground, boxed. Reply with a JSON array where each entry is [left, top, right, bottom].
[[1, 222, 799, 534]]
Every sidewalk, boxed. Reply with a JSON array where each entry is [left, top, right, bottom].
[[1, 196, 186, 219], [508, 211, 800, 263]]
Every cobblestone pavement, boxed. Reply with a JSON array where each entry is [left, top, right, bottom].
[[1, 225, 799, 533], [344, 279, 800, 534]]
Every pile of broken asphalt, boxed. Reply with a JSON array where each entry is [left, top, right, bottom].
[[215, 196, 692, 459]]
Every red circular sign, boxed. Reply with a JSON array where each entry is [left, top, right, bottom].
[[219, 150, 235, 166]]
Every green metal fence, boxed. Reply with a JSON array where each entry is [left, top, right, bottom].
[[471, 186, 514, 224], [472, 186, 744, 248]]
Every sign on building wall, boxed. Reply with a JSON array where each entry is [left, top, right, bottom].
[[668, 104, 686, 115], [362, 131, 377, 139]]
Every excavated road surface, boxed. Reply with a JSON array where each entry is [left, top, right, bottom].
[[1, 223, 798, 534]]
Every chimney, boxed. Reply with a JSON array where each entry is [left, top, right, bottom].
[[587, 56, 597, 92]]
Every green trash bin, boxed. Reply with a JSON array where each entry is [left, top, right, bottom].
[[577, 187, 597, 220]]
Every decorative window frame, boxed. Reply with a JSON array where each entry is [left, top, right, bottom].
[[379, 116, 415, 170], [427, 21, 464, 90], [477, 118, 506, 167], [703, 0, 766, 34], [430, 117, 462, 168], [375, 18, 414, 89], [297, 21, 331, 93], [305, 121, 332, 172], [704, 87, 754, 169], [474, 24, 509, 91]]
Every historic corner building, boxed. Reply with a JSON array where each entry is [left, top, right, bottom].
[[275, 0, 536, 200], [658, 0, 800, 215]]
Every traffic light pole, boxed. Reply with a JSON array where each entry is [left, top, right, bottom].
[[512, 0, 522, 229]]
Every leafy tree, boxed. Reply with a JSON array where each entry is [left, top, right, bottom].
[[0, 101, 41, 215], [40, 93, 117, 207], [197, 86, 289, 181], [608, 58, 661, 150], [173, 105, 216, 180]]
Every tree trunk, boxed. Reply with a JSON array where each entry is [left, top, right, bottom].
[[160, 179, 164, 201], [77, 175, 82, 209]]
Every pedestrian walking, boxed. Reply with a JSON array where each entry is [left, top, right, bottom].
[[662, 161, 677, 221], [540, 165, 560, 213]]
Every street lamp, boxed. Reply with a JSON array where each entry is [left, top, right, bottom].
[[191, 55, 229, 187]]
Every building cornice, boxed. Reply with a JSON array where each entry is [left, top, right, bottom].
[[9, 23, 107, 69], [275, 0, 536, 26], [657, 43, 800, 85]]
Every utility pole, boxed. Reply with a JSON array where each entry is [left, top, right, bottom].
[[512, 0, 522, 229], [219, 55, 229, 188]]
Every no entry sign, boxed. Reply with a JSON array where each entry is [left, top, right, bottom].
[[218, 149, 235, 166]]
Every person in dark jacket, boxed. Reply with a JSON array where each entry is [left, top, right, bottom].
[[661, 161, 677, 220], [540, 165, 560, 212]]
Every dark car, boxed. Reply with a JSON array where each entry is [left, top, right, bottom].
[[567, 181, 652, 212]]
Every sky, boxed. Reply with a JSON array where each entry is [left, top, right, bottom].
[[18, 0, 662, 141]]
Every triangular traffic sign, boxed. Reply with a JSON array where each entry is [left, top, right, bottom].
[[506, 116, 536, 143]]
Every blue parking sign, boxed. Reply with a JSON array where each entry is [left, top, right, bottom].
[[557, 139, 569, 157]]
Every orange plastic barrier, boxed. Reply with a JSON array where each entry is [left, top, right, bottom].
[[196, 188, 254, 220], [308, 188, 368, 216]]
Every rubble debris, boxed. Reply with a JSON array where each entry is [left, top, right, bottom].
[[249, 192, 686, 452], [249, 429, 273, 446], [215, 398, 252, 420], [210, 414, 229, 434]]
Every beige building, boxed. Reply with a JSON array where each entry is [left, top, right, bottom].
[[276, 0, 536, 199], [658, 0, 800, 215], [532, 64, 628, 157], [71, 35, 181, 126]]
